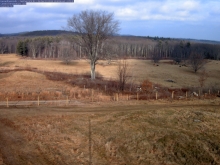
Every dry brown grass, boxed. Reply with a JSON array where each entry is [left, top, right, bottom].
[[1, 54, 219, 89], [0, 100, 220, 165], [0, 54, 220, 164], [0, 54, 219, 102], [0, 71, 70, 92]]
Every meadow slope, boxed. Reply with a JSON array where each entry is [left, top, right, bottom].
[[0, 54, 220, 89]]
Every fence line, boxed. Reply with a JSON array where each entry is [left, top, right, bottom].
[[0, 89, 219, 107], [0, 100, 75, 107]]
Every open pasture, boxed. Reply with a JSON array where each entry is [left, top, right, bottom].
[[0, 54, 220, 90], [0, 54, 220, 164]]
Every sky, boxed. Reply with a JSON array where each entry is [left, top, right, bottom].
[[0, 0, 220, 41]]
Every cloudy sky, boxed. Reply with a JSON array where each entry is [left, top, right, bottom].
[[0, 0, 220, 41]]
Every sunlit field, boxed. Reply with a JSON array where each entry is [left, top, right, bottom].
[[0, 54, 220, 165], [1, 54, 220, 89]]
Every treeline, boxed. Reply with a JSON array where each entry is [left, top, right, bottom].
[[0, 36, 81, 61], [16, 36, 78, 59], [0, 35, 220, 61]]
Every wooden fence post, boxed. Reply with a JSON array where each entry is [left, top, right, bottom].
[[88, 118, 92, 165], [92, 89, 94, 102], [172, 91, 174, 99], [209, 89, 211, 95], [6, 97, 9, 108], [156, 92, 158, 100], [66, 96, 69, 106], [38, 95, 40, 106]]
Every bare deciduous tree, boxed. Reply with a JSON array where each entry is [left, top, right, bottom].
[[28, 38, 40, 58], [101, 40, 118, 64], [117, 60, 130, 92], [67, 10, 120, 80], [152, 52, 161, 63], [60, 40, 74, 65], [189, 52, 206, 73], [198, 69, 208, 88], [0, 38, 7, 54]]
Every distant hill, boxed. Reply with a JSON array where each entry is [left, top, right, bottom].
[[0, 30, 75, 37], [186, 39, 220, 44], [20, 30, 75, 36], [1, 30, 220, 44]]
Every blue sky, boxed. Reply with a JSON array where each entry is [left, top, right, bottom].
[[0, 0, 220, 41]]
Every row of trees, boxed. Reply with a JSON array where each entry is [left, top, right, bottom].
[[1, 36, 220, 62], [16, 36, 77, 60], [171, 41, 220, 63], [0, 37, 18, 54]]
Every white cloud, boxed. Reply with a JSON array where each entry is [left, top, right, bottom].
[[116, 7, 138, 20], [112, 0, 204, 21], [181, 0, 199, 10], [0, 0, 220, 40]]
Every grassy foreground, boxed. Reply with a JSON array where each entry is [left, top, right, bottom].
[[0, 100, 220, 165]]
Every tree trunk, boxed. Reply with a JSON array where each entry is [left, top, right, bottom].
[[79, 46, 81, 59], [33, 50, 36, 58], [90, 61, 96, 80]]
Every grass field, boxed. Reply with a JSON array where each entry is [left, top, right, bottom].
[[0, 100, 220, 165], [0, 54, 220, 89], [0, 54, 220, 164]]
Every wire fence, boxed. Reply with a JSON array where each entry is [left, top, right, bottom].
[[0, 90, 219, 108]]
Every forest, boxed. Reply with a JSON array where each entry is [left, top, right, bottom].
[[0, 30, 220, 63]]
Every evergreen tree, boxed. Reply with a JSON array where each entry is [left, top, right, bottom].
[[16, 40, 28, 56]]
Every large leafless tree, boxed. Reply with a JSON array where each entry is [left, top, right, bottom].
[[67, 10, 120, 80], [189, 51, 206, 73], [28, 38, 41, 58]]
